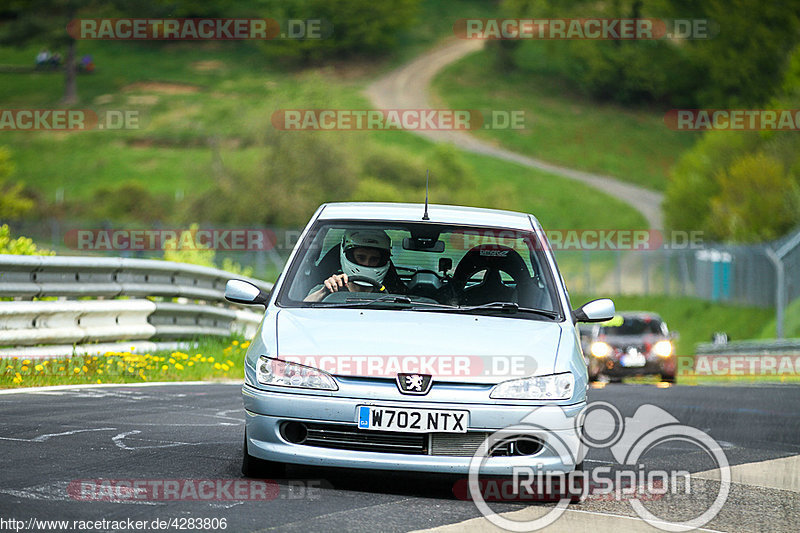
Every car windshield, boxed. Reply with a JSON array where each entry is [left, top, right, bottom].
[[277, 220, 562, 319], [600, 316, 666, 336]]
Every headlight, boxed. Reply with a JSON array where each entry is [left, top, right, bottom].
[[256, 356, 338, 390], [590, 341, 612, 358], [490, 373, 574, 400], [652, 340, 673, 357]]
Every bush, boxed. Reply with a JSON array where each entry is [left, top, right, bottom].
[[0, 224, 53, 255], [258, 0, 420, 62], [709, 153, 800, 242], [665, 44, 800, 242], [80, 181, 172, 222]]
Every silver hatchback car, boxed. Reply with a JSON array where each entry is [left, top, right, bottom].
[[225, 203, 614, 478]]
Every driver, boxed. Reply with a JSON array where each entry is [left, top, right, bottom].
[[304, 229, 396, 302]]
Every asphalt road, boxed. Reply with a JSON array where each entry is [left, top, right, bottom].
[[0, 383, 798, 532]]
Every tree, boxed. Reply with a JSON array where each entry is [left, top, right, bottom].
[[710, 153, 800, 242]]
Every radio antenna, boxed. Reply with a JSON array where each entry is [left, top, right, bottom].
[[422, 169, 430, 220]]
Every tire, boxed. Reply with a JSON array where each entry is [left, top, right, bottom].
[[242, 431, 286, 479], [660, 374, 676, 383]]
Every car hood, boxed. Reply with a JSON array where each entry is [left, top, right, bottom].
[[273, 308, 562, 384]]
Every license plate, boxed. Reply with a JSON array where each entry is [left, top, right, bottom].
[[356, 406, 469, 433], [620, 353, 646, 367]]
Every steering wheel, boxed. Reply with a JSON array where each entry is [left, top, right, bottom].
[[320, 275, 385, 301], [347, 275, 385, 291]]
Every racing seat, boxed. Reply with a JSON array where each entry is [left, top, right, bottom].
[[451, 244, 534, 307]]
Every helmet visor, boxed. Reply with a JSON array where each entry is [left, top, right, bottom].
[[344, 246, 390, 268]]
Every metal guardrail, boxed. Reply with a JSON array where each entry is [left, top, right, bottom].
[[0, 255, 272, 356], [0, 255, 273, 300], [696, 340, 800, 356]]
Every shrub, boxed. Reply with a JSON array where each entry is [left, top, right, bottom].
[[0, 224, 54, 255]]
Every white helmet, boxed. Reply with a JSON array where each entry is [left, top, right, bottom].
[[340, 229, 391, 286]]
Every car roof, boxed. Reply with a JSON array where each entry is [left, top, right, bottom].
[[317, 202, 538, 231]]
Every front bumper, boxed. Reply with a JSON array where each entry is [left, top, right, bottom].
[[589, 356, 675, 377], [242, 384, 585, 475]]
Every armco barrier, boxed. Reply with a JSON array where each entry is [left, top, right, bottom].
[[696, 339, 800, 356], [0, 255, 271, 356]]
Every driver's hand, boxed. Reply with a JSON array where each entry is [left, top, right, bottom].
[[323, 273, 349, 294]]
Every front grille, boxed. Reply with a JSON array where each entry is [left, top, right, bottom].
[[430, 432, 510, 457], [303, 423, 427, 454], [296, 423, 513, 457]]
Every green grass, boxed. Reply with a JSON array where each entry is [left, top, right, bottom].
[[0, 336, 247, 389], [388, 0, 500, 66], [571, 293, 775, 356], [431, 49, 698, 191], [1, 38, 648, 235], [757, 296, 800, 339], [371, 131, 648, 230]]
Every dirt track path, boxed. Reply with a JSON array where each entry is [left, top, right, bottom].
[[365, 39, 664, 229]]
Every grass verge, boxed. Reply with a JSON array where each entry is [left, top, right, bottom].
[[0, 336, 246, 389], [431, 49, 697, 191]]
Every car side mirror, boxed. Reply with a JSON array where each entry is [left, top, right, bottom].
[[573, 298, 615, 323], [225, 279, 269, 306]]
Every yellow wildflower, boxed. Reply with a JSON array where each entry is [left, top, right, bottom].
[[175, 363, 184, 370]]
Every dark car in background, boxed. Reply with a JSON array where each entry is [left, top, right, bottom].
[[580, 312, 677, 383]]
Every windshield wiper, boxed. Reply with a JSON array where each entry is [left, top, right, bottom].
[[310, 294, 413, 308], [410, 301, 560, 319]]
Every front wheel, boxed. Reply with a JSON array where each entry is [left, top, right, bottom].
[[242, 431, 286, 478]]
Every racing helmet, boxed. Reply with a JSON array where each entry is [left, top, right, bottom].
[[340, 229, 391, 285]]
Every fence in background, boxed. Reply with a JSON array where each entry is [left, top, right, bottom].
[[557, 227, 800, 314]]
